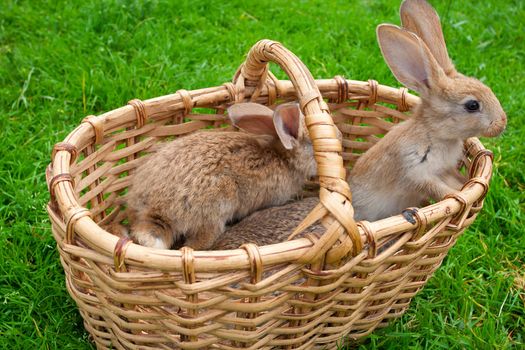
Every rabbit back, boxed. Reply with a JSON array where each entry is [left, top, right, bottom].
[[211, 197, 322, 250], [126, 130, 315, 249]]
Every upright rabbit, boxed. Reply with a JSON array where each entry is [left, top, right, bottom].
[[124, 102, 316, 250], [348, 0, 507, 221]]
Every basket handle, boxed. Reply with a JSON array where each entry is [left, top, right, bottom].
[[232, 40, 362, 262]]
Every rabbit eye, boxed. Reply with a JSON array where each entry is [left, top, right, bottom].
[[464, 100, 480, 113]]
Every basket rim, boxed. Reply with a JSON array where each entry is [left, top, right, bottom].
[[47, 77, 493, 272]]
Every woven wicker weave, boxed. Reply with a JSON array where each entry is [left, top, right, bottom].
[[46, 40, 494, 349]]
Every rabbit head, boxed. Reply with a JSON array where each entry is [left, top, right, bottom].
[[228, 102, 317, 178], [377, 0, 506, 140]]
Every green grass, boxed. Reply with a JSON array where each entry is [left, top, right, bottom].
[[1, 0, 523, 349]]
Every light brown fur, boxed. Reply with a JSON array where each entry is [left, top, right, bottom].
[[124, 103, 317, 250], [348, 0, 507, 221]]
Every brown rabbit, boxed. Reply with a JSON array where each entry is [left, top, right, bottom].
[[348, 0, 507, 221], [124, 102, 316, 250], [210, 196, 322, 250]]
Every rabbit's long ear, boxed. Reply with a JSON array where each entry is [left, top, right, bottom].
[[400, 0, 456, 76], [377, 24, 445, 95], [273, 103, 302, 150], [227, 103, 277, 136]]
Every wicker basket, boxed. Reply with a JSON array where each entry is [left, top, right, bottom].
[[46, 40, 494, 349]]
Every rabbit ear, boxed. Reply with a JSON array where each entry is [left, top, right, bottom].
[[227, 103, 278, 136], [377, 24, 445, 95], [273, 103, 302, 150], [400, 0, 456, 76]]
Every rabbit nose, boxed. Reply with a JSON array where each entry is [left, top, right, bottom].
[[501, 113, 507, 123]]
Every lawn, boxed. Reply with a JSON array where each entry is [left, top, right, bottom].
[[1, 0, 523, 349]]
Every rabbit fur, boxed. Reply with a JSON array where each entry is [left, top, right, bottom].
[[348, 0, 507, 221], [210, 196, 322, 250], [123, 102, 316, 250]]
